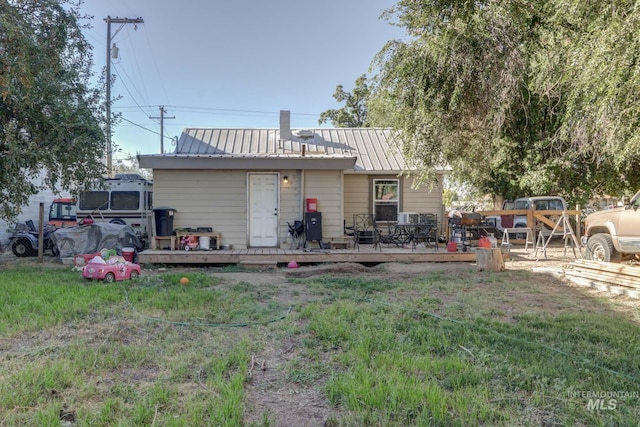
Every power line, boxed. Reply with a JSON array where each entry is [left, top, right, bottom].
[[112, 105, 320, 117], [119, 116, 174, 140], [112, 64, 154, 119]]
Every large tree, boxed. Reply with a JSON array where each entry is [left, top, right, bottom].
[[371, 0, 640, 204], [319, 74, 372, 127], [0, 0, 106, 221]]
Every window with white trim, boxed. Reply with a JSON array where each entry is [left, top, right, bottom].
[[373, 179, 399, 221]]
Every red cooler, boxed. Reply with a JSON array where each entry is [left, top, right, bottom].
[[122, 247, 135, 263], [306, 198, 317, 212]]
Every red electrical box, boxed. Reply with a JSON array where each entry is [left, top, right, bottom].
[[306, 198, 317, 212]]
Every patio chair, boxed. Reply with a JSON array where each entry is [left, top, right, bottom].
[[344, 220, 356, 244], [352, 214, 382, 251], [287, 220, 304, 249], [381, 221, 406, 247], [414, 213, 438, 250]]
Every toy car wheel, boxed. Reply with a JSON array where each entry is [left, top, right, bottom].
[[103, 272, 116, 283], [130, 270, 139, 280], [12, 239, 32, 257]]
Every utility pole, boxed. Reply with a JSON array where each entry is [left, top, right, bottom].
[[105, 16, 144, 176], [149, 106, 175, 153]]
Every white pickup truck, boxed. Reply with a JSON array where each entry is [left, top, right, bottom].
[[489, 196, 568, 232], [583, 190, 640, 263]]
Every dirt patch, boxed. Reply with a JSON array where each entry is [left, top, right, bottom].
[[243, 335, 340, 427]]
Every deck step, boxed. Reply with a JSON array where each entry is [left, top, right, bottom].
[[329, 239, 350, 249], [237, 260, 278, 269]]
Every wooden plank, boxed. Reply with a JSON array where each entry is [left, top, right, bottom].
[[565, 275, 640, 299], [570, 259, 640, 278], [136, 248, 477, 265], [564, 269, 640, 290]]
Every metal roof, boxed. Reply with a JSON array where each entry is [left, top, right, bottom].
[[176, 128, 406, 172]]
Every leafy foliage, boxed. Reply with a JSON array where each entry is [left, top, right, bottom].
[[319, 74, 371, 127], [0, 0, 106, 221], [371, 0, 640, 203]]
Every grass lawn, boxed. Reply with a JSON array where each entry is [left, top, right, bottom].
[[0, 261, 639, 426]]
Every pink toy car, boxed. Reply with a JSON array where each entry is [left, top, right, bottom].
[[82, 258, 141, 282]]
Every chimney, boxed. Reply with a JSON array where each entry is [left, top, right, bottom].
[[279, 110, 291, 140]]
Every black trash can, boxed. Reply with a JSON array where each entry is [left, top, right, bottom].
[[153, 207, 176, 236]]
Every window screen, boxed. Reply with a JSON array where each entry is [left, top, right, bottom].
[[111, 191, 140, 210], [79, 191, 109, 210]]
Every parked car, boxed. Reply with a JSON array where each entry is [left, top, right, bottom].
[[583, 190, 640, 263], [82, 257, 141, 282]]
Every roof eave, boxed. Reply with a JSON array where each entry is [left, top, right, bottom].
[[138, 155, 357, 170]]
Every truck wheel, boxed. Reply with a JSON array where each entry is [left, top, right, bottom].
[[586, 234, 621, 263], [12, 239, 33, 257], [110, 218, 126, 225]]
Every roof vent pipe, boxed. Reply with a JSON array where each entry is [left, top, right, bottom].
[[279, 110, 291, 140], [302, 144, 306, 157]]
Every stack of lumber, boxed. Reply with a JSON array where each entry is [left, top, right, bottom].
[[564, 259, 640, 298]]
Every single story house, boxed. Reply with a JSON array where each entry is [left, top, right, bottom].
[[137, 111, 447, 250]]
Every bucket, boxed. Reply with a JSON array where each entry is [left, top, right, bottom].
[[122, 247, 135, 263], [199, 236, 211, 250], [478, 236, 491, 248], [306, 198, 317, 212]]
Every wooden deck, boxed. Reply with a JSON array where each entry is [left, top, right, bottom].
[[137, 244, 478, 266]]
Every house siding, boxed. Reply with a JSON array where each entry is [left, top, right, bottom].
[[152, 170, 444, 249], [402, 174, 445, 235], [402, 175, 444, 215], [152, 169, 248, 249], [343, 173, 445, 233], [278, 170, 302, 245], [303, 170, 343, 240], [344, 175, 369, 227], [153, 169, 311, 249]]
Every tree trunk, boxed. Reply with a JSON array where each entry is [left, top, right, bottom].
[[476, 248, 505, 272]]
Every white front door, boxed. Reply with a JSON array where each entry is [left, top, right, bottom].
[[248, 173, 279, 247]]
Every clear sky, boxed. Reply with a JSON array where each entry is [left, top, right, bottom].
[[79, 0, 405, 160]]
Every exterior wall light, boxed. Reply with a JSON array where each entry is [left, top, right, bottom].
[[283, 175, 289, 184]]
